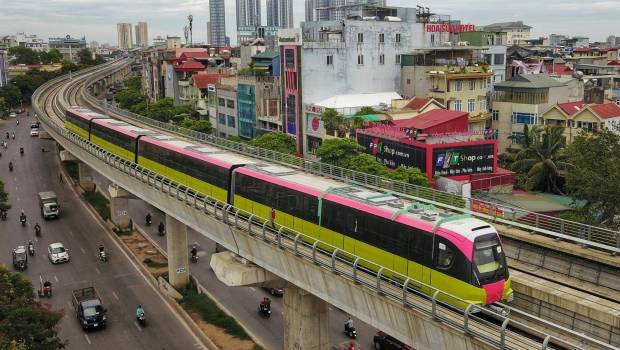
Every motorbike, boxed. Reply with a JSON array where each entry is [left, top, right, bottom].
[[0, 210, 7, 221], [9, 162, 13, 171], [145, 214, 152, 226], [344, 324, 357, 339], [137, 310, 146, 327], [34, 225, 41, 236], [258, 303, 272, 318], [19, 147, 23, 156], [190, 247, 199, 263], [99, 250, 108, 262], [158, 223, 165, 236], [20, 215, 26, 226], [11, 133, 15, 139], [28, 242, 35, 256]]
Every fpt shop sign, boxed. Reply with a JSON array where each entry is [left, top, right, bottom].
[[432, 144, 494, 177], [359, 134, 427, 173]]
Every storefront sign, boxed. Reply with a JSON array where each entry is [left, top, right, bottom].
[[358, 134, 427, 172], [278, 28, 302, 46], [425, 23, 476, 33], [311, 117, 320, 131], [432, 144, 494, 177]]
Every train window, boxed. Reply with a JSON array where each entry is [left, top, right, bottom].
[[408, 228, 432, 265], [91, 123, 134, 151], [436, 241, 454, 269]]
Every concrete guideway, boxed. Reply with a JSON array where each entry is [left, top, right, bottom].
[[30, 105, 614, 350]]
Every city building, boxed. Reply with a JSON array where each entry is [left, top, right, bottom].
[[167, 36, 182, 49], [215, 76, 239, 138], [209, 0, 227, 46], [0, 44, 7, 87], [459, 31, 508, 85], [240, 43, 268, 69], [491, 74, 578, 151], [153, 36, 167, 49], [304, 0, 387, 21], [251, 51, 280, 75], [1, 33, 47, 52], [135, 22, 148, 47], [48, 35, 87, 62], [238, 26, 279, 48], [237, 0, 262, 30], [483, 21, 531, 45], [117, 23, 133, 49], [400, 47, 494, 132], [237, 74, 282, 137], [541, 101, 620, 143], [267, 0, 294, 28], [356, 109, 500, 183]]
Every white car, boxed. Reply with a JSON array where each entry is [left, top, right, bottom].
[[48, 243, 70, 264], [30, 128, 39, 136], [9, 112, 16, 118]]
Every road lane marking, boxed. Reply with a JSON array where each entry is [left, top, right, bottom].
[[95, 267, 101, 275], [134, 322, 143, 332], [112, 291, 119, 300], [80, 248, 86, 255], [249, 287, 256, 292], [54, 275, 59, 283], [84, 334, 91, 345]]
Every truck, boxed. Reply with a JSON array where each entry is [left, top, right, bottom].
[[72, 287, 107, 330], [38, 191, 59, 219]]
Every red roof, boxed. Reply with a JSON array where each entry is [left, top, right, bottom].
[[192, 73, 223, 89], [174, 60, 205, 72], [404, 97, 430, 110], [573, 48, 590, 53], [589, 103, 620, 119], [179, 51, 211, 60], [608, 60, 620, 66], [549, 64, 574, 75], [557, 101, 584, 116], [393, 109, 469, 130], [175, 48, 208, 58]]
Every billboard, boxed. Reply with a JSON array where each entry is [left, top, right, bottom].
[[432, 144, 494, 177], [358, 134, 427, 173]]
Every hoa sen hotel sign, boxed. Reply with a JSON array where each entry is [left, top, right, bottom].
[[425, 23, 476, 33]]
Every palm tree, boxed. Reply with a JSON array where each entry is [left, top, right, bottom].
[[511, 125, 570, 193]]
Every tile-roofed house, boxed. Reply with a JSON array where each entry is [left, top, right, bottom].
[[541, 101, 620, 143], [404, 97, 430, 110], [191, 73, 225, 89], [392, 109, 469, 134], [174, 60, 205, 73], [589, 102, 620, 119], [557, 101, 584, 116]]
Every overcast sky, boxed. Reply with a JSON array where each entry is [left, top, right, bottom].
[[1, 0, 619, 45]]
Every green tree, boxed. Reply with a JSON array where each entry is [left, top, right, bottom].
[[316, 138, 364, 168], [180, 119, 213, 134], [346, 153, 388, 176], [0, 179, 11, 212], [60, 60, 79, 74], [356, 106, 376, 116], [511, 125, 569, 193], [565, 125, 620, 226], [39, 49, 63, 64], [321, 108, 345, 135], [147, 97, 177, 122], [115, 89, 145, 110], [0, 97, 6, 116], [385, 166, 429, 186], [8, 46, 39, 65], [248, 132, 296, 154], [77, 48, 95, 65], [0, 84, 22, 109], [123, 76, 142, 91], [0, 266, 65, 349]]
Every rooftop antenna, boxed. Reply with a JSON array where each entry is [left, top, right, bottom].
[[184, 26, 189, 46]]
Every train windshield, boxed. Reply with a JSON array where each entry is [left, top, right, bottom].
[[472, 235, 506, 285]]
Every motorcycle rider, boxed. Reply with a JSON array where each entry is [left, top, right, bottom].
[[9, 161, 13, 171], [136, 305, 145, 320], [19, 210, 26, 224], [260, 297, 271, 312], [158, 221, 165, 235], [145, 213, 152, 226], [43, 280, 52, 295], [190, 245, 198, 260], [98, 244, 106, 260], [34, 222, 41, 235], [28, 239, 34, 253], [345, 316, 354, 333], [11, 132, 15, 139], [19, 147, 23, 155]]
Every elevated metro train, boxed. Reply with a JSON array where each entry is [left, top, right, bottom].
[[65, 107, 513, 307]]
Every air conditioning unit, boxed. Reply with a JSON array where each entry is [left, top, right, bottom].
[[443, 41, 453, 46], [457, 41, 469, 46], [320, 26, 330, 31]]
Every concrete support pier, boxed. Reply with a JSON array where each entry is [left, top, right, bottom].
[[166, 214, 189, 289], [108, 184, 131, 229], [77, 162, 95, 191], [284, 286, 330, 350]]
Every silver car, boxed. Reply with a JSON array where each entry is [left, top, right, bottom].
[[48, 243, 70, 264]]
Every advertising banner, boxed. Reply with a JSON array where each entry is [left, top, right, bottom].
[[432, 144, 494, 177]]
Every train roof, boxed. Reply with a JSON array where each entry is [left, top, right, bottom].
[[92, 118, 155, 138], [67, 106, 107, 120], [242, 164, 496, 243]]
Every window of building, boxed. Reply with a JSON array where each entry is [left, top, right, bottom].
[[453, 100, 462, 111], [395, 33, 401, 43], [227, 115, 236, 128], [406, 79, 411, 85], [511, 132, 526, 144], [576, 121, 599, 132], [379, 54, 385, 65], [218, 113, 226, 125], [357, 55, 364, 65], [326, 55, 333, 65], [218, 98, 225, 107], [227, 99, 235, 109], [455, 80, 463, 91], [357, 33, 363, 43], [480, 99, 487, 112], [511, 112, 537, 125], [395, 54, 401, 65], [469, 80, 476, 90], [484, 54, 493, 65], [492, 110, 499, 121], [379, 33, 385, 43], [494, 54, 505, 65], [284, 48, 295, 68], [468, 99, 475, 112]]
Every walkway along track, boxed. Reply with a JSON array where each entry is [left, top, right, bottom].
[[33, 60, 619, 350]]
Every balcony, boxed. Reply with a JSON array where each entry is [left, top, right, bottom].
[[427, 66, 493, 80], [612, 88, 620, 98]]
